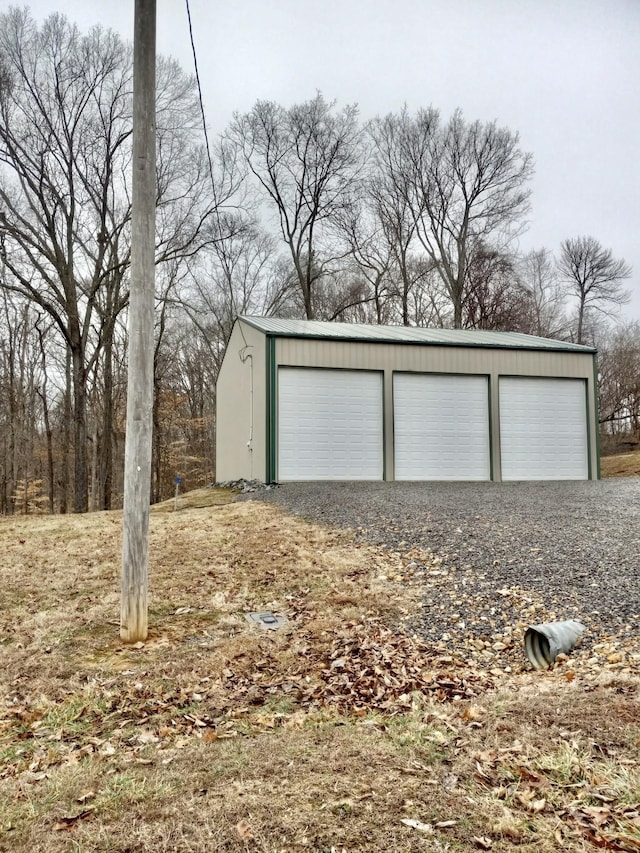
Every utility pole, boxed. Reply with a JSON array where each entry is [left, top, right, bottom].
[[121, 0, 156, 642]]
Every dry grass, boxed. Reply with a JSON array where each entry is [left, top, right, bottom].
[[601, 450, 640, 478], [1, 488, 639, 852]]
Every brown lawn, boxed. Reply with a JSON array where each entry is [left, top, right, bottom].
[[601, 451, 640, 478], [1, 489, 639, 852]]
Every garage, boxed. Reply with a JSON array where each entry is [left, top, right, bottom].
[[394, 373, 490, 480], [216, 317, 599, 483], [277, 367, 383, 481], [499, 377, 589, 480]]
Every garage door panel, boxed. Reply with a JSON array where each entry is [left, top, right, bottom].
[[278, 368, 383, 481], [394, 374, 490, 481], [500, 377, 588, 480]]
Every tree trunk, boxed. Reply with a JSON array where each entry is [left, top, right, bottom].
[[0, 428, 7, 514], [35, 322, 55, 514], [576, 299, 585, 345], [402, 274, 410, 326], [58, 349, 72, 514], [90, 410, 98, 512], [43, 396, 54, 514], [7, 365, 16, 515], [302, 279, 314, 320], [152, 384, 161, 504], [0, 469, 7, 515], [453, 298, 463, 329], [100, 332, 114, 510], [71, 345, 89, 513]]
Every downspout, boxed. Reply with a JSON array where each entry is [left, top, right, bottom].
[[239, 347, 253, 479], [265, 335, 277, 483]]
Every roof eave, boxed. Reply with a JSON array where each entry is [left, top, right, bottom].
[[238, 317, 596, 355]]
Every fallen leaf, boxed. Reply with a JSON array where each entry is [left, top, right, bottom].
[[516, 789, 546, 812], [512, 764, 543, 784], [401, 818, 433, 833], [435, 819, 457, 828], [53, 807, 95, 830], [137, 730, 159, 745], [283, 711, 307, 729], [475, 750, 498, 764], [475, 760, 491, 779], [461, 705, 483, 722], [473, 837, 493, 850], [236, 819, 254, 840], [491, 806, 523, 839], [330, 798, 355, 812], [76, 790, 96, 804], [579, 806, 612, 827]]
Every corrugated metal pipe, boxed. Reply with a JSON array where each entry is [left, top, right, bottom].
[[524, 620, 586, 669]]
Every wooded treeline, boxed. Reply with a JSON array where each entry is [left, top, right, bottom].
[[0, 9, 636, 514]]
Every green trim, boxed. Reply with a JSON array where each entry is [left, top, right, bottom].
[[584, 376, 592, 480], [593, 354, 601, 480], [265, 335, 277, 483], [487, 375, 495, 481], [382, 371, 387, 481]]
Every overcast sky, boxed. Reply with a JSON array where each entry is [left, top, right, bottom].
[[22, 0, 640, 321]]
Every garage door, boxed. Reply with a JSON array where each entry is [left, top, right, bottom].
[[278, 368, 383, 481], [499, 377, 588, 480], [394, 374, 490, 480]]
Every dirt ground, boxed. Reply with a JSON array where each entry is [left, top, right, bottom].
[[1, 489, 639, 852]]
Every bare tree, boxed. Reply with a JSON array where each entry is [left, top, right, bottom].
[[598, 321, 640, 439], [181, 216, 286, 363], [33, 314, 55, 513], [0, 288, 44, 513], [0, 9, 236, 511], [557, 236, 632, 345], [518, 248, 567, 338], [0, 11, 133, 510], [463, 242, 529, 330], [333, 195, 395, 324], [229, 94, 363, 319], [366, 114, 428, 326], [369, 108, 534, 328]]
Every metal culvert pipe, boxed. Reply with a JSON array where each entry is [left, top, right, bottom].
[[524, 620, 586, 670]]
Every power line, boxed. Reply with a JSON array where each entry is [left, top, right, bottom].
[[185, 0, 218, 208]]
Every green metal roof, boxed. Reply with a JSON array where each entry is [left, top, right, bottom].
[[239, 317, 596, 353]]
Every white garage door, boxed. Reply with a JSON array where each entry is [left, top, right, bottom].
[[394, 374, 490, 481], [499, 377, 588, 480], [278, 368, 383, 481]]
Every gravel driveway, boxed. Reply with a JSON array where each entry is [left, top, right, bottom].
[[242, 480, 640, 649]]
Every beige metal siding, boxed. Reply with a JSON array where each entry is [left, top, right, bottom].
[[275, 338, 598, 481], [276, 338, 594, 377], [215, 321, 267, 481]]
